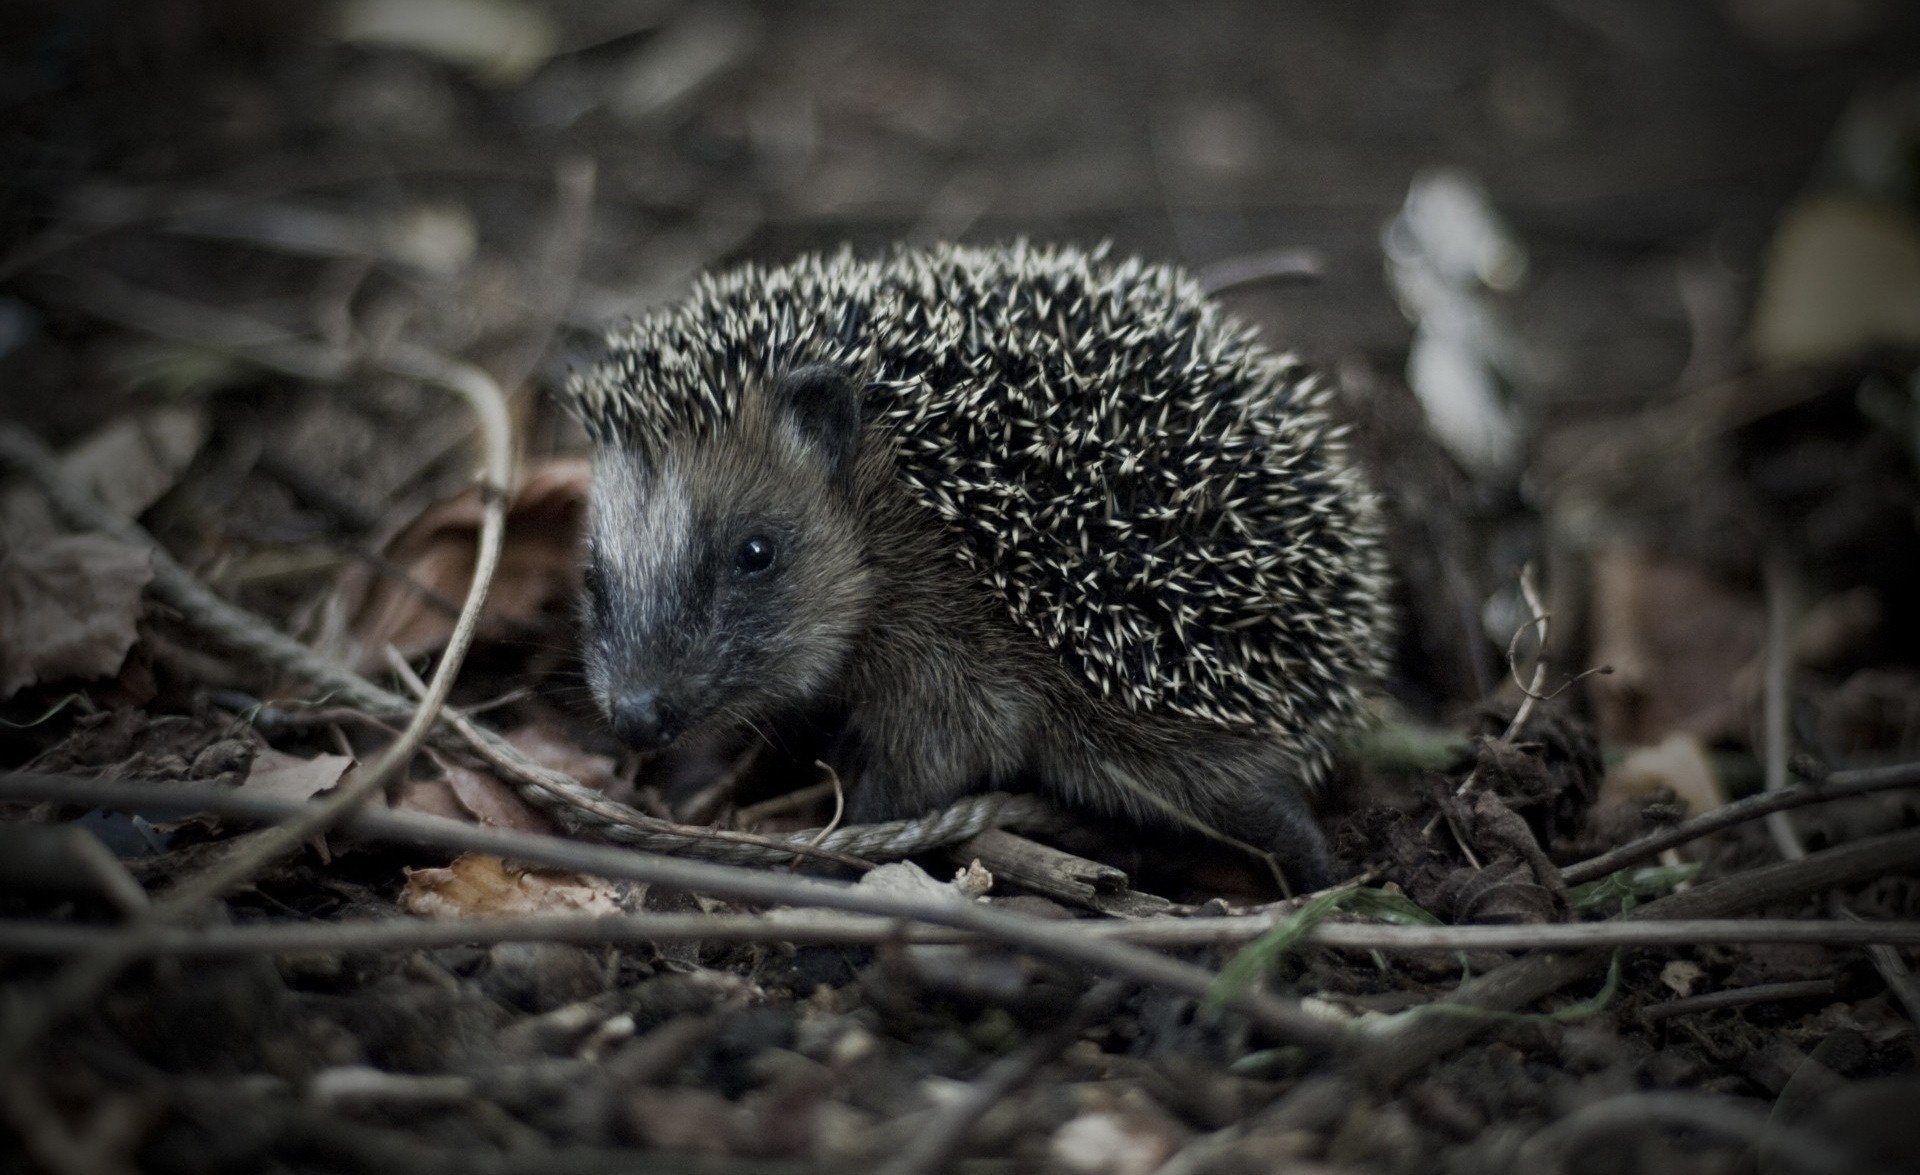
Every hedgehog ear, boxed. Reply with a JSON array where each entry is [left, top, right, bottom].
[[772, 364, 861, 482]]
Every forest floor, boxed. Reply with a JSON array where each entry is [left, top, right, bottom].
[[3, 3, 1920, 1173]]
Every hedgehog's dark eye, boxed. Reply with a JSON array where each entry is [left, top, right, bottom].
[[582, 551, 609, 611], [733, 535, 776, 576]]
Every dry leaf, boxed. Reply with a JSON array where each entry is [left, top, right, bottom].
[[1603, 733, 1724, 816], [435, 762, 558, 834], [504, 723, 623, 793], [1660, 959, 1707, 998], [624, 1087, 737, 1156], [1, 408, 207, 542], [0, 535, 153, 698], [1587, 543, 1762, 745], [391, 777, 471, 823], [335, 0, 557, 83], [398, 852, 622, 919], [238, 748, 354, 802], [1050, 1105, 1181, 1175], [335, 457, 588, 672], [1751, 196, 1920, 366]]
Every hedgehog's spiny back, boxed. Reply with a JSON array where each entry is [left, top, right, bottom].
[[569, 243, 1389, 771]]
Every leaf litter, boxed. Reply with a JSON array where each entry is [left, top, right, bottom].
[[1, 6, 1919, 1175]]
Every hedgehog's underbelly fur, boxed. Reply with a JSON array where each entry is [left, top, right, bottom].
[[573, 242, 1392, 796]]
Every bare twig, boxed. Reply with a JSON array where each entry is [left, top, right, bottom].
[[1495, 563, 1552, 745], [1515, 1092, 1863, 1175], [875, 980, 1130, 1175], [1639, 978, 1838, 1023], [1559, 760, 1920, 885], [1368, 825, 1920, 1085], [2, 908, 1915, 960], [806, 760, 846, 849], [1419, 564, 1568, 855], [0, 773, 1354, 1059], [734, 778, 836, 826], [1762, 551, 1806, 862], [0, 345, 511, 1069], [382, 648, 871, 870], [1764, 554, 1919, 1024], [948, 828, 1171, 915]]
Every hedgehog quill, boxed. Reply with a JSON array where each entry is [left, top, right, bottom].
[[567, 243, 1391, 887]]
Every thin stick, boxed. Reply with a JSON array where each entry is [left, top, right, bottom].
[[1762, 552, 1806, 861], [1515, 1092, 1856, 1175], [1494, 563, 1551, 746], [381, 648, 869, 870], [1369, 825, 1920, 1086], [734, 779, 836, 826], [0, 346, 510, 1069], [875, 980, 1130, 1175], [1419, 564, 1555, 853], [1, 910, 1916, 960], [1639, 978, 1837, 1023], [1761, 559, 1920, 1023], [0, 773, 1353, 1059], [1559, 760, 1920, 886]]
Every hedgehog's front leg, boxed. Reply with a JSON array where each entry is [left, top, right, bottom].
[[837, 648, 1042, 825], [1036, 721, 1343, 892]]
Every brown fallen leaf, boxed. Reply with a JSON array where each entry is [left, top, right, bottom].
[[0, 534, 153, 699], [332, 456, 588, 672], [1, 409, 208, 543], [398, 852, 623, 919], [236, 748, 354, 802], [1587, 542, 1762, 745], [391, 777, 472, 823], [623, 1086, 737, 1157], [442, 762, 558, 832], [504, 722, 623, 794]]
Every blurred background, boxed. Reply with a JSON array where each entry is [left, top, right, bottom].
[[8, 0, 1919, 399]]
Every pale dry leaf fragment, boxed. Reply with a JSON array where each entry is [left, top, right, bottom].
[[1049, 1107, 1179, 1175], [335, 0, 558, 84], [379, 203, 479, 278], [237, 748, 354, 803], [334, 456, 589, 672], [1661, 959, 1707, 998], [1603, 733, 1724, 817], [0, 534, 152, 698], [1751, 196, 1920, 365], [855, 860, 964, 902], [952, 858, 994, 899], [398, 852, 623, 919]]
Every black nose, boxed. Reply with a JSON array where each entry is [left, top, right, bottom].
[[611, 691, 681, 750]]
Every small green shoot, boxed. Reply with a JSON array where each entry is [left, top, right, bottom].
[[1568, 862, 1700, 911], [1207, 887, 1441, 1007]]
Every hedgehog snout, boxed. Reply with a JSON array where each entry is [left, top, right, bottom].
[[610, 688, 684, 750]]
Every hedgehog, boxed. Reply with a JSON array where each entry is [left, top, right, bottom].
[[566, 242, 1391, 887]]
